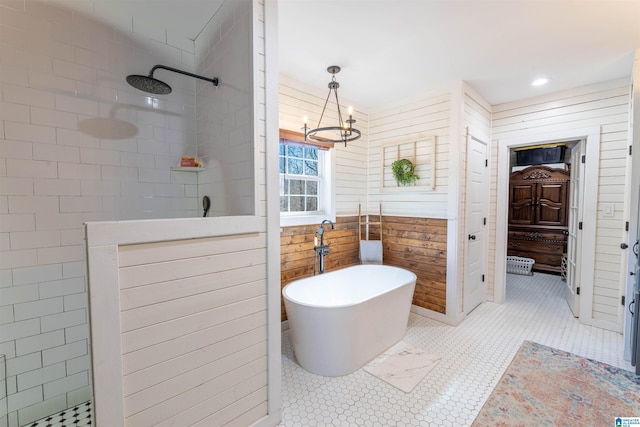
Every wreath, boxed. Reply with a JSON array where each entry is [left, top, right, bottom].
[[391, 159, 419, 186]]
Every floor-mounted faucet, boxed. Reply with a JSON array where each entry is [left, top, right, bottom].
[[314, 219, 334, 274]]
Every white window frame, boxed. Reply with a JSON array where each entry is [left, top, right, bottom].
[[279, 140, 335, 227]]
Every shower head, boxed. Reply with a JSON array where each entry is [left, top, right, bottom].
[[126, 64, 219, 95], [126, 74, 172, 95]]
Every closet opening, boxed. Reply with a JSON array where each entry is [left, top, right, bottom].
[[505, 140, 582, 316]]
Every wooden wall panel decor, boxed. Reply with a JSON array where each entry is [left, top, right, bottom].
[[280, 215, 448, 321]]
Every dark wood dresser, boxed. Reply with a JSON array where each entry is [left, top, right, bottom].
[[507, 165, 570, 273]]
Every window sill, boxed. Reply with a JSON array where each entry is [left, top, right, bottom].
[[280, 213, 335, 228]]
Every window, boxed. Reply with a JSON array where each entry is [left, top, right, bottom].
[[279, 143, 321, 213], [279, 130, 335, 226]]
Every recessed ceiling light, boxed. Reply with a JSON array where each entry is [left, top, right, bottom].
[[532, 77, 548, 87]]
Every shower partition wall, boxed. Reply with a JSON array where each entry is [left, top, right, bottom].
[[0, 0, 255, 425], [84, 1, 278, 424]]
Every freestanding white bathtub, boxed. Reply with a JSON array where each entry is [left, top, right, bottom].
[[282, 264, 417, 376]]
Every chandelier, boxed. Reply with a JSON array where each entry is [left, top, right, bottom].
[[303, 66, 361, 147]]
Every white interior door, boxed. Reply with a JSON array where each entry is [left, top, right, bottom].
[[464, 134, 488, 313], [565, 141, 585, 316]]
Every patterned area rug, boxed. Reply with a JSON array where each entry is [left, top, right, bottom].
[[472, 341, 640, 426]]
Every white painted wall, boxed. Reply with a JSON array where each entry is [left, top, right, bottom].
[[490, 78, 632, 331]]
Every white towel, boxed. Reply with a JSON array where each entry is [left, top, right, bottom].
[[360, 240, 383, 264]]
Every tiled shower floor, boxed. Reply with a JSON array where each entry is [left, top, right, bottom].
[[279, 272, 633, 426], [27, 401, 91, 427], [31, 273, 631, 427]]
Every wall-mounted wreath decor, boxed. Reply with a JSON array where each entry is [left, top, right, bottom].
[[381, 136, 435, 191], [391, 159, 420, 186]]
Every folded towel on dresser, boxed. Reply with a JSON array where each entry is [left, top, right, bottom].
[[360, 240, 383, 264]]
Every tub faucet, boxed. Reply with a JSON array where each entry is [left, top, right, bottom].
[[314, 220, 334, 274]]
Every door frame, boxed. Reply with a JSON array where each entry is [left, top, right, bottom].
[[464, 131, 489, 313], [495, 127, 600, 324]]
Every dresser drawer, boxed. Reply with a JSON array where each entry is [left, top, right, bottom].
[[507, 226, 567, 272], [508, 230, 566, 242], [508, 239, 564, 254]]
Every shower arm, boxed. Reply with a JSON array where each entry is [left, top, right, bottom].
[[150, 65, 219, 87]]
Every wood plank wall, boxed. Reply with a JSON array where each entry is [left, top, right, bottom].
[[373, 216, 447, 314], [280, 216, 360, 320], [280, 216, 447, 321]]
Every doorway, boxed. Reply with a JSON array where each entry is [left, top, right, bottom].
[[505, 141, 581, 311], [494, 127, 600, 324]]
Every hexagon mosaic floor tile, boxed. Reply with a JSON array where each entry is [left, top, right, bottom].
[[279, 272, 632, 426], [28, 273, 631, 427]]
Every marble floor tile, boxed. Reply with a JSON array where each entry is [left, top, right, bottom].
[[364, 341, 441, 393]]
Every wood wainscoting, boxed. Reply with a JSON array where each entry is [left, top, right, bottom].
[[280, 216, 360, 320], [279, 215, 448, 321], [372, 216, 447, 314]]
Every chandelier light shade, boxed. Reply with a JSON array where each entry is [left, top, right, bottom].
[[303, 66, 361, 147]]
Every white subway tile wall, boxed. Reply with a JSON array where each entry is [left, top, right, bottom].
[[0, 0, 207, 424], [195, 0, 255, 217]]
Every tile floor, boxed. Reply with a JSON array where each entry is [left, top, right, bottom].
[[27, 401, 91, 427], [279, 272, 633, 426], [29, 272, 632, 427]]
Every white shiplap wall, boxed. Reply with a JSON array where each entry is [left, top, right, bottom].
[[117, 234, 268, 426], [278, 82, 368, 216], [490, 78, 632, 331], [458, 85, 492, 313], [368, 89, 452, 218]]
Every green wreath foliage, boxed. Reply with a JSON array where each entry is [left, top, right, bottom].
[[391, 159, 420, 186]]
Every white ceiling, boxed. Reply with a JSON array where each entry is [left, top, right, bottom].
[[278, 0, 640, 110], [61, 0, 640, 111]]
